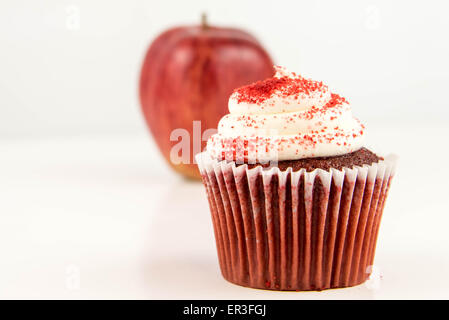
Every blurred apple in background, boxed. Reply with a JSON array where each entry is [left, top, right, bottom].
[[139, 14, 273, 180]]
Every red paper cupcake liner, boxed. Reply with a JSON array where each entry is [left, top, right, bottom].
[[197, 152, 396, 291]]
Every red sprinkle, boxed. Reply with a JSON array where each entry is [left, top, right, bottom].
[[233, 75, 327, 105]]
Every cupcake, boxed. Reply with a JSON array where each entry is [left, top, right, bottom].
[[196, 66, 396, 291]]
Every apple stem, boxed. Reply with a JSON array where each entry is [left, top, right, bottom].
[[201, 12, 208, 29]]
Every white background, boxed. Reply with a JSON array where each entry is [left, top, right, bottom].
[[0, 0, 448, 299]]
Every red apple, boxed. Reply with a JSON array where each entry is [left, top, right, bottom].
[[139, 15, 273, 179]]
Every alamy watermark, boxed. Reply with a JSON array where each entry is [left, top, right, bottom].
[[65, 5, 80, 31], [364, 5, 381, 30], [169, 120, 279, 168], [65, 264, 81, 291], [365, 264, 382, 292]]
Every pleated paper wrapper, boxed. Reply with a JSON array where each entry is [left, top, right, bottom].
[[196, 151, 397, 291]]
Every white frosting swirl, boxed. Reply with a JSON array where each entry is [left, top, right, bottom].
[[207, 66, 366, 162]]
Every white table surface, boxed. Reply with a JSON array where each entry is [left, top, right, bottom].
[[1, 123, 448, 299]]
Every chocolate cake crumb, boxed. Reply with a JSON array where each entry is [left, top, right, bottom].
[[238, 148, 382, 172]]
